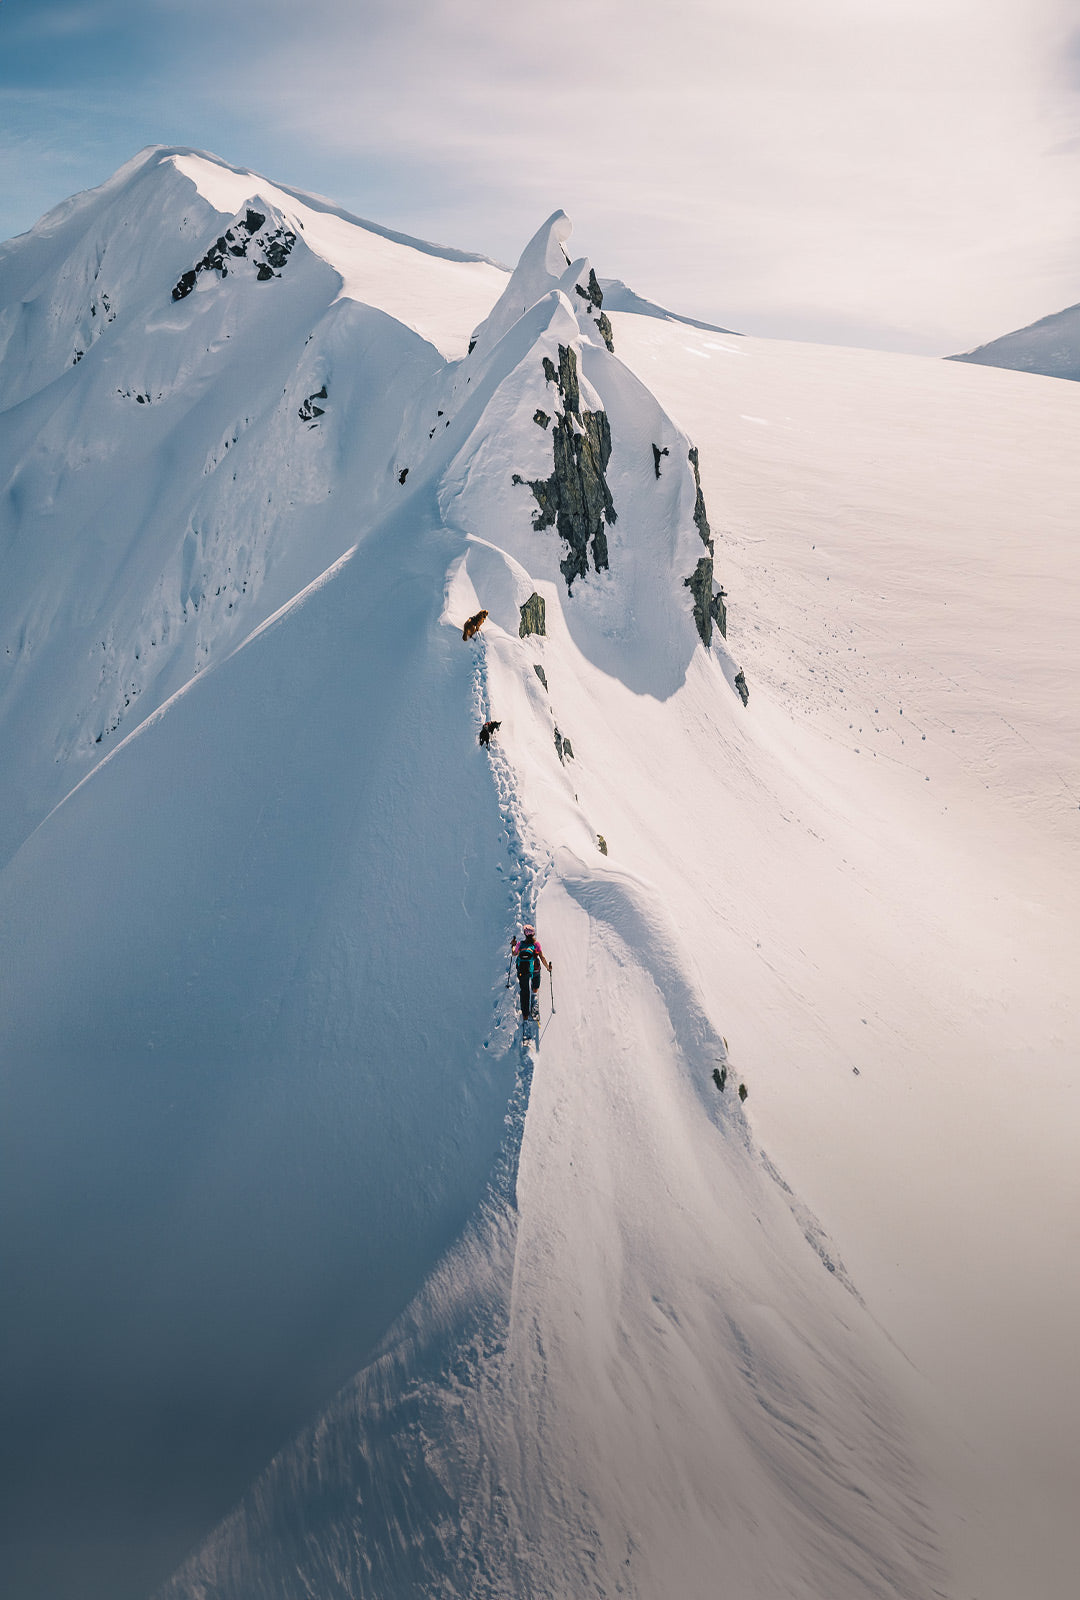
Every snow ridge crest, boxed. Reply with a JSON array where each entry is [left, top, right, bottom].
[[467, 211, 612, 364]]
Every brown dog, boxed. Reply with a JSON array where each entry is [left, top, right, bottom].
[[462, 609, 488, 641], [479, 720, 501, 747]]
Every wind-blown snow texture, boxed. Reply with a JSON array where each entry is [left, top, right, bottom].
[[1, 148, 1077, 1600]]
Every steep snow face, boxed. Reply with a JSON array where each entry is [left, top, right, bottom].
[[0, 148, 501, 867], [949, 299, 1080, 381], [169, 150, 508, 358]]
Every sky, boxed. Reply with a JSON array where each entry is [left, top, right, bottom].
[[1, 0, 1079, 353]]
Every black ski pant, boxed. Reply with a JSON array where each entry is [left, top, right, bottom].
[[518, 969, 540, 1020]]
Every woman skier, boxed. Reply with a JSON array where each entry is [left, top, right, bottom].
[[512, 924, 552, 1025]]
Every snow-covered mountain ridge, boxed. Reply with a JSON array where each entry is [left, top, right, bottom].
[[1, 148, 1077, 1600], [949, 298, 1080, 381]]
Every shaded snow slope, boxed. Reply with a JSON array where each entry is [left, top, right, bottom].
[[949, 299, 1080, 381]]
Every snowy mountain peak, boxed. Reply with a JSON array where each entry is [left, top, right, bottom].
[[467, 209, 613, 363], [949, 298, 1080, 381], [169, 198, 299, 300]]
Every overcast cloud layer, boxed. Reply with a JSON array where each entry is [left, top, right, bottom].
[[2, 0, 1079, 354]]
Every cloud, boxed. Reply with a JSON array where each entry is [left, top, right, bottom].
[[176, 0, 1076, 351], [5, 0, 1080, 350]]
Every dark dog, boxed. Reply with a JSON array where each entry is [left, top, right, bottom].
[[479, 720, 501, 747], [462, 609, 488, 641]]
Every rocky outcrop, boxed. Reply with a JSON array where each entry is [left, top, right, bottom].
[[519, 593, 546, 638], [574, 268, 615, 352], [652, 444, 669, 479], [171, 206, 296, 301], [734, 670, 749, 706], [684, 557, 727, 646], [688, 446, 713, 550], [554, 727, 574, 763], [513, 345, 617, 593], [298, 385, 327, 422], [682, 446, 729, 647], [533, 663, 549, 691]]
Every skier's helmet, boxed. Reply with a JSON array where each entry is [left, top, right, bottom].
[[523, 924, 535, 938]]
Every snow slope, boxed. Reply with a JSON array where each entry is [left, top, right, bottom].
[[1, 150, 1077, 1600], [949, 299, 1080, 381]]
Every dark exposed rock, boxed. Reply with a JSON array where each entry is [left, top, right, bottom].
[[652, 443, 669, 479], [554, 727, 574, 763], [575, 270, 605, 312], [712, 1065, 726, 1092], [515, 345, 617, 592], [688, 446, 713, 550], [262, 232, 293, 269], [684, 557, 715, 645], [683, 559, 728, 646], [171, 210, 296, 300], [533, 663, 548, 691], [533, 409, 550, 429], [298, 385, 327, 421], [682, 444, 732, 648], [557, 344, 580, 414], [571, 273, 614, 347], [398, 467, 409, 484], [734, 670, 749, 706], [468, 338, 477, 355], [597, 834, 608, 855], [738, 1081, 748, 1101], [519, 593, 546, 637]]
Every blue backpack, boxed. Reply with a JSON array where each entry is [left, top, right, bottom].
[[516, 939, 539, 980]]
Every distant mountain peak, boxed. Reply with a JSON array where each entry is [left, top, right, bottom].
[[949, 300, 1080, 382]]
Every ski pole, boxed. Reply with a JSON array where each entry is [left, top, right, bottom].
[[548, 963, 555, 1015]]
